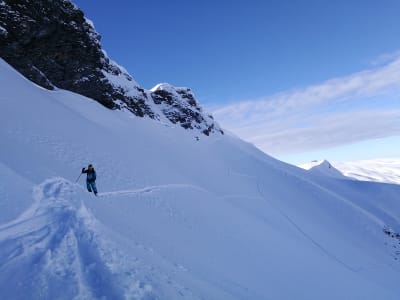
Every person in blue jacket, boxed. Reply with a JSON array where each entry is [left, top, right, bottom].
[[82, 164, 98, 196]]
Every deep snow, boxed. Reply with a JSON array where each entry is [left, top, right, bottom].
[[1, 58, 400, 299]]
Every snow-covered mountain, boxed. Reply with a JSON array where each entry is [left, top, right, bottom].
[[299, 159, 348, 180], [1, 0, 400, 299], [301, 158, 400, 185], [0, 0, 222, 136], [1, 58, 400, 299]]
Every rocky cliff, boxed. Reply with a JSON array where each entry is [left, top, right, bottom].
[[0, 0, 222, 135]]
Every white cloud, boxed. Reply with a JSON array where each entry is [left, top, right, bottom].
[[213, 55, 400, 155], [248, 110, 400, 154], [370, 50, 400, 66]]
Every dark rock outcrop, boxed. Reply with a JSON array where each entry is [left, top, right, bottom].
[[0, 0, 222, 135], [150, 84, 222, 135]]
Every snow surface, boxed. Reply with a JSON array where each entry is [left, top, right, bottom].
[[150, 83, 191, 95], [1, 58, 400, 299], [0, 25, 7, 36]]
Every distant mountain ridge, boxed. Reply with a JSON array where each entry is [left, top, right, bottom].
[[300, 159, 348, 180], [0, 0, 222, 136], [334, 158, 400, 185], [300, 158, 400, 185]]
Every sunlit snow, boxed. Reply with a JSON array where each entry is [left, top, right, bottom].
[[1, 59, 400, 299]]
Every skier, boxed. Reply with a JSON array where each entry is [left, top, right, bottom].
[[82, 164, 98, 196]]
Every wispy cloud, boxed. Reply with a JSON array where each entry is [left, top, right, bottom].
[[370, 50, 400, 66], [213, 54, 400, 155]]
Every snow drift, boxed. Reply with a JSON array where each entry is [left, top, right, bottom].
[[1, 58, 400, 299]]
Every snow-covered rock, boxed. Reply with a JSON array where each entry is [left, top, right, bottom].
[[0, 24, 7, 37], [150, 83, 223, 135], [0, 0, 221, 135]]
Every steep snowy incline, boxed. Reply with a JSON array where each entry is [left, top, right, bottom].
[[1, 58, 400, 299]]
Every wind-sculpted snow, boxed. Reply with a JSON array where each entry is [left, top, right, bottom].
[[0, 178, 153, 300]]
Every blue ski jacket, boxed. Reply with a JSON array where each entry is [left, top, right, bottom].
[[82, 168, 96, 183]]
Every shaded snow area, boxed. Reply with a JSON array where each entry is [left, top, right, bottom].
[[1, 58, 400, 299]]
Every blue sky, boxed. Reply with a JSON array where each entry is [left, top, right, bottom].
[[73, 0, 400, 164]]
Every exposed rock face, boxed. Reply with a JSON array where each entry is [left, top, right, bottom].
[[0, 0, 223, 135], [150, 84, 220, 135]]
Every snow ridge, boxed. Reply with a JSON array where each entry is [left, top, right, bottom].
[[300, 160, 348, 180]]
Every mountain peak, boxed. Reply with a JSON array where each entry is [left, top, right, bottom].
[[301, 159, 348, 179]]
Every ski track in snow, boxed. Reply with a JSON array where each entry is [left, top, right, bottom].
[[256, 179, 359, 273], [0, 178, 153, 300], [98, 183, 209, 198], [225, 167, 363, 273]]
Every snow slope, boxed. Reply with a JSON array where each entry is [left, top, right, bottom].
[[1, 58, 400, 299]]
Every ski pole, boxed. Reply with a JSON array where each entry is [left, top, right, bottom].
[[75, 172, 82, 183]]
